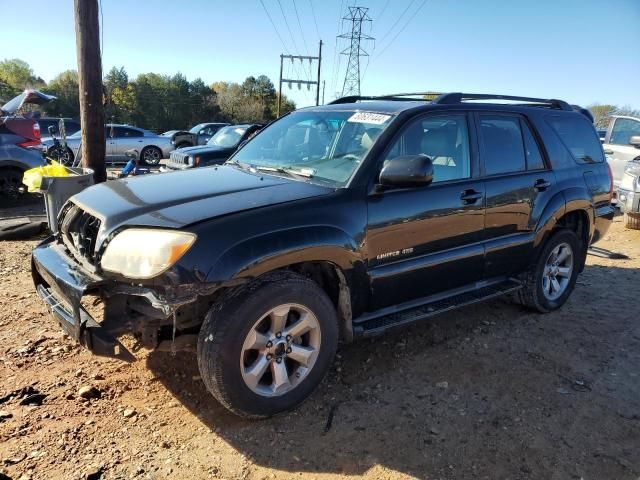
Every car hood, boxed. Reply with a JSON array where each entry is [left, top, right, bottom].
[[71, 165, 332, 233], [176, 144, 232, 155]]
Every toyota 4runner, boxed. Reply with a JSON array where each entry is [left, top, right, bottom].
[[31, 92, 614, 418]]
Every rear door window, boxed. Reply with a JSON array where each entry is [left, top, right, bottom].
[[546, 115, 604, 163], [479, 115, 526, 176]]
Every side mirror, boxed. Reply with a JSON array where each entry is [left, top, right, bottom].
[[629, 135, 640, 148], [378, 155, 434, 189], [47, 125, 55, 135]]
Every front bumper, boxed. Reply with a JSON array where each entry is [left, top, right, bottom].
[[617, 188, 640, 215], [31, 237, 134, 361]]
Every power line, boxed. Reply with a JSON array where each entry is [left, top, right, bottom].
[[292, 0, 310, 56], [277, 0, 302, 56], [374, 0, 429, 61], [330, 0, 346, 97], [377, 0, 416, 46], [308, 0, 321, 40], [259, 0, 292, 55], [378, 0, 391, 21]]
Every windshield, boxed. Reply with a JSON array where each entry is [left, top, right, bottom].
[[189, 123, 206, 134], [229, 110, 393, 187], [208, 126, 247, 148]]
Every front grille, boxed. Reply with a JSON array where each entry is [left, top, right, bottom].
[[168, 150, 191, 167], [58, 202, 102, 265]]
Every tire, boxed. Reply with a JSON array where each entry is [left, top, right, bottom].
[[517, 229, 581, 313], [197, 271, 339, 418], [623, 212, 640, 230], [141, 146, 162, 166], [48, 146, 74, 166], [0, 167, 25, 200]]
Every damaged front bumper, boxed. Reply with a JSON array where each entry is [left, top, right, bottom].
[[32, 237, 135, 361], [32, 237, 205, 361]]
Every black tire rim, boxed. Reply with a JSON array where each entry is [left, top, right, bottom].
[[143, 148, 161, 165], [0, 170, 24, 199]]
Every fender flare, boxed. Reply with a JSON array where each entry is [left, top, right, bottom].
[[208, 225, 362, 283], [534, 186, 594, 249]]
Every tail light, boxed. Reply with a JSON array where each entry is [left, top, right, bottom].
[[16, 139, 42, 148], [606, 162, 614, 202], [33, 122, 41, 139]]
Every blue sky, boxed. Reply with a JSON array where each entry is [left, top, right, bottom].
[[1, 0, 639, 109]]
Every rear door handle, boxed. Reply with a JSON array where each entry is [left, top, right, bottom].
[[534, 179, 551, 191], [460, 189, 482, 204]]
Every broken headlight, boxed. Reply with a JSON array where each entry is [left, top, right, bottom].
[[101, 229, 196, 279]]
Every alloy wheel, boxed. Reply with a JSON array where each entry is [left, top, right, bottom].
[[240, 303, 321, 397], [542, 242, 573, 301]]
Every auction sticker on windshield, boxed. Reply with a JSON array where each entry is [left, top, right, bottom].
[[348, 112, 391, 125]]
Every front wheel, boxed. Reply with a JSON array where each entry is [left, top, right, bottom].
[[141, 146, 162, 166], [517, 229, 581, 313], [197, 272, 338, 418], [47, 146, 74, 166]]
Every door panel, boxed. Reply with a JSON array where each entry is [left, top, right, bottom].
[[365, 112, 485, 311], [367, 182, 485, 310], [477, 113, 555, 278]]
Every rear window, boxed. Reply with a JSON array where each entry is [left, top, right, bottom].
[[546, 115, 604, 164]]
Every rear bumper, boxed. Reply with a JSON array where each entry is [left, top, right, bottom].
[[31, 237, 134, 360], [591, 204, 615, 244]]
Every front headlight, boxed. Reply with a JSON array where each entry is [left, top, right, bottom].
[[101, 229, 196, 279]]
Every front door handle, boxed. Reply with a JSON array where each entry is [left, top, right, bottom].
[[534, 179, 551, 191], [460, 189, 482, 204]]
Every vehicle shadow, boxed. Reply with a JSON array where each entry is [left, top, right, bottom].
[[145, 263, 640, 478]]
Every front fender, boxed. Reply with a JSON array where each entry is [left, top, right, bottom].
[[208, 225, 362, 283]]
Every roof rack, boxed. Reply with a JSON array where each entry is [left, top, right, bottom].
[[328, 92, 573, 111], [432, 93, 573, 111]]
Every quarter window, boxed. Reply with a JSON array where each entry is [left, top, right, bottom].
[[546, 115, 604, 164], [611, 118, 640, 145], [521, 120, 545, 170], [383, 115, 471, 183], [479, 115, 526, 176]]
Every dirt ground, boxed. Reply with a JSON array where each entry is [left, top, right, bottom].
[[0, 217, 639, 480]]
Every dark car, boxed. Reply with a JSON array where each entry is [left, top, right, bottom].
[[162, 124, 263, 171], [38, 117, 81, 137], [161, 122, 230, 149], [0, 90, 55, 198], [32, 92, 613, 418]]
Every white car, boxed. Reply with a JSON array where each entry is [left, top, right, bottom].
[[603, 115, 640, 190], [42, 124, 175, 166]]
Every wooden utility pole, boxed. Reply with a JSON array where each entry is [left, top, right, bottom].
[[74, 0, 106, 183], [277, 39, 323, 117]]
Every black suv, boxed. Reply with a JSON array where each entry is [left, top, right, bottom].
[[32, 93, 613, 418]]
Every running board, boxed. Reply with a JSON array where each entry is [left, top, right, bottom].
[[353, 279, 523, 337]]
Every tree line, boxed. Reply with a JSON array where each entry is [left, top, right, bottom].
[[0, 59, 296, 133]]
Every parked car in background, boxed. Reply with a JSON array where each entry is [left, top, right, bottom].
[[597, 129, 607, 143], [0, 90, 54, 198], [38, 117, 80, 137], [32, 92, 613, 418], [162, 124, 263, 171], [603, 115, 640, 190], [43, 124, 175, 166], [617, 160, 640, 229], [161, 122, 229, 149]]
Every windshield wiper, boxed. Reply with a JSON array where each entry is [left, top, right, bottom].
[[252, 165, 315, 179]]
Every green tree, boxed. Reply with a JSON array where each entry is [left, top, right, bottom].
[[43, 70, 80, 118], [0, 59, 42, 94], [588, 104, 618, 129]]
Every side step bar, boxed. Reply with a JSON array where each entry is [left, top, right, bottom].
[[353, 279, 523, 337]]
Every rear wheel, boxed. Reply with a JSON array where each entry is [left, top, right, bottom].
[[47, 145, 74, 166], [141, 146, 162, 166], [0, 167, 25, 200], [623, 212, 640, 230], [518, 229, 581, 312], [197, 272, 338, 418]]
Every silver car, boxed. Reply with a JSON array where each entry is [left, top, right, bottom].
[[42, 124, 175, 166]]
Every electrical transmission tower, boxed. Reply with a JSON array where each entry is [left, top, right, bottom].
[[338, 6, 373, 97]]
